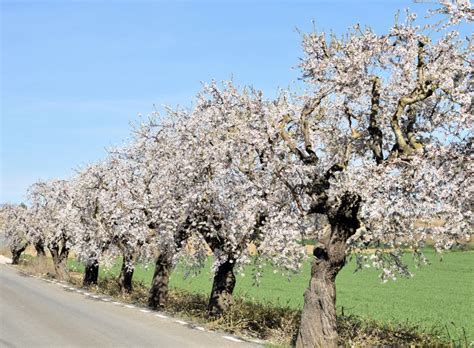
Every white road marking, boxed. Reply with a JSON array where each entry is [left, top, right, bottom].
[[174, 320, 187, 325], [92, 295, 100, 299], [112, 302, 122, 305], [125, 305, 135, 309], [155, 314, 168, 319], [102, 298, 111, 302], [249, 339, 264, 344], [223, 336, 242, 343], [195, 326, 205, 331], [83, 292, 91, 296], [139, 309, 151, 313]]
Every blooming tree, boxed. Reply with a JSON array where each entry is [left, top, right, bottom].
[[168, 82, 306, 315], [0, 204, 30, 264], [67, 164, 114, 286], [269, 1, 473, 346], [28, 180, 75, 279], [125, 119, 194, 308]]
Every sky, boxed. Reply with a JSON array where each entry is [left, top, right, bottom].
[[2, 0, 430, 203]]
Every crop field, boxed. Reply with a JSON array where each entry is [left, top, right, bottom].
[[69, 248, 474, 342]]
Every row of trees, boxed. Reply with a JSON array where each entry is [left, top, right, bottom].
[[1, 1, 472, 346]]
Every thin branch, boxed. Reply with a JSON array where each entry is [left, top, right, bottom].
[[275, 168, 305, 212], [279, 114, 309, 163], [300, 95, 327, 164]]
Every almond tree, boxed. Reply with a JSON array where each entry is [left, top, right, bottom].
[[127, 118, 194, 309], [103, 154, 159, 294], [67, 164, 111, 286], [28, 180, 75, 280], [191, 83, 308, 315], [0, 204, 30, 264], [271, 1, 473, 346]]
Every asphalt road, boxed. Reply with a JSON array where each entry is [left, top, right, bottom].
[[0, 265, 258, 348]]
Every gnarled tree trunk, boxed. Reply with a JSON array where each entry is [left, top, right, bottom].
[[147, 221, 190, 309], [148, 252, 172, 309], [296, 193, 360, 348], [83, 259, 99, 286], [208, 258, 236, 316], [118, 252, 135, 294], [49, 242, 70, 280], [11, 245, 27, 265], [34, 240, 46, 257]]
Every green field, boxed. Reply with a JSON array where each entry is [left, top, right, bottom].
[[70, 249, 474, 342]]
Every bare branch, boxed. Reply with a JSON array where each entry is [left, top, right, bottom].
[[279, 114, 310, 163], [368, 76, 384, 164], [300, 94, 329, 164], [390, 40, 438, 155]]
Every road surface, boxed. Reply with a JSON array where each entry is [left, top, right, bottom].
[[0, 265, 258, 347]]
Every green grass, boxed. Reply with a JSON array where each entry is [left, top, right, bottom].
[[69, 249, 474, 342]]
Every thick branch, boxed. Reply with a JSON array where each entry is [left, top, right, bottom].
[[279, 91, 333, 165], [390, 40, 437, 155], [279, 114, 309, 163], [343, 105, 362, 167], [405, 107, 423, 150], [368, 76, 384, 164], [300, 99, 323, 164]]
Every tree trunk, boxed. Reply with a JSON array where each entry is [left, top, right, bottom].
[[83, 259, 99, 286], [208, 258, 236, 316], [49, 243, 70, 280], [34, 240, 46, 257], [296, 193, 360, 348], [11, 245, 27, 265], [118, 253, 134, 294], [296, 243, 343, 347], [148, 252, 172, 309]]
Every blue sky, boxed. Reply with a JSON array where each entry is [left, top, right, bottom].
[[2, 0, 426, 203]]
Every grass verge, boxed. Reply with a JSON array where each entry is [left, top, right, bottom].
[[74, 275, 456, 347]]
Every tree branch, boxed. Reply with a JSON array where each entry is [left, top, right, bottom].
[[280, 92, 329, 165], [368, 76, 384, 164], [300, 98, 323, 164], [279, 114, 310, 164], [390, 40, 437, 155]]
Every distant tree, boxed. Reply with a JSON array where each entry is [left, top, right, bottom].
[[0, 204, 30, 264], [70, 155, 159, 293], [28, 180, 74, 280]]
